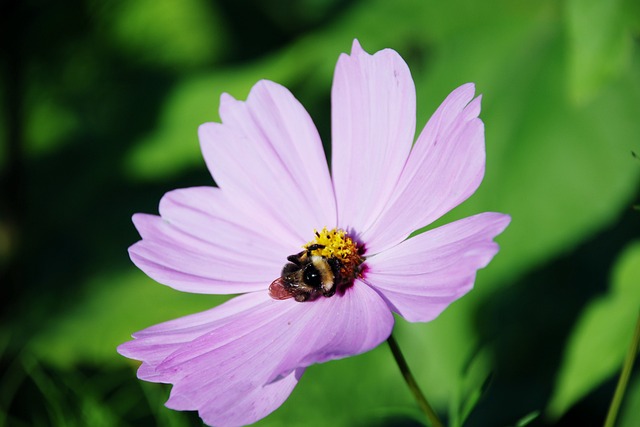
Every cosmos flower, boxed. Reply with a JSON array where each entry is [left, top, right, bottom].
[[118, 40, 510, 427]]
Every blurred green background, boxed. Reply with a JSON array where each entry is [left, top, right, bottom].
[[1, 0, 640, 426]]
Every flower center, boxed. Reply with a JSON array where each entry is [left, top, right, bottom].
[[303, 227, 363, 283], [269, 227, 364, 302]]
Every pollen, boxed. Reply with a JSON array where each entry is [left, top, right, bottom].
[[304, 227, 363, 281]]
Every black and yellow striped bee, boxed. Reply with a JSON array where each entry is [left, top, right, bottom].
[[269, 244, 342, 302]]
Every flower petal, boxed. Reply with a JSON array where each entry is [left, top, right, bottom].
[[200, 80, 336, 245], [118, 292, 265, 377], [118, 293, 302, 427], [158, 186, 292, 264], [331, 40, 416, 235], [365, 212, 510, 322], [362, 84, 485, 254], [118, 286, 393, 427], [263, 279, 394, 383], [129, 186, 290, 294]]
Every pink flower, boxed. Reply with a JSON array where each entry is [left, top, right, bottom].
[[118, 40, 510, 427]]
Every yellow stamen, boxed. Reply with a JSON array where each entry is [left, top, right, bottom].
[[304, 227, 363, 281]]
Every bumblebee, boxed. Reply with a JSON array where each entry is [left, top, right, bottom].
[[269, 244, 342, 302]]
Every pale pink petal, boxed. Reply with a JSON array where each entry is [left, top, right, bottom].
[[129, 187, 292, 294], [118, 293, 303, 427], [365, 213, 510, 322], [361, 84, 486, 254], [158, 186, 292, 264], [118, 293, 264, 378], [198, 370, 302, 427], [331, 40, 416, 234], [118, 287, 393, 427], [263, 279, 394, 383], [200, 80, 336, 245]]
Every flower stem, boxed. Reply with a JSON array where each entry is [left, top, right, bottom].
[[604, 310, 640, 427], [387, 334, 444, 427]]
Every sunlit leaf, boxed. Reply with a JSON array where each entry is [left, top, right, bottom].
[[123, 74, 225, 180], [28, 269, 228, 369], [96, 0, 226, 69], [564, 0, 633, 103], [547, 241, 640, 417], [123, 47, 337, 181], [513, 410, 541, 427], [619, 374, 640, 427]]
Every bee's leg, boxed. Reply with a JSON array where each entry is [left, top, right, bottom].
[[322, 286, 336, 298], [306, 244, 325, 254], [294, 292, 310, 302], [286, 253, 305, 265], [327, 258, 342, 277]]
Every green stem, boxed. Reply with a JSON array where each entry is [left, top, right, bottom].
[[387, 334, 444, 427], [604, 310, 640, 427]]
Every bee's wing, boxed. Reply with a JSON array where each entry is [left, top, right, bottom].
[[268, 277, 294, 300]]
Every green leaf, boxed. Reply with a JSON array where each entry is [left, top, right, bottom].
[[97, 0, 227, 69], [25, 92, 78, 155], [619, 374, 640, 427], [459, 372, 493, 426], [449, 345, 492, 427], [123, 44, 338, 181], [513, 410, 541, 427], [547, 241, 640, 417], [28, 269, 228, 369], [564, 0, 633, 103]]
